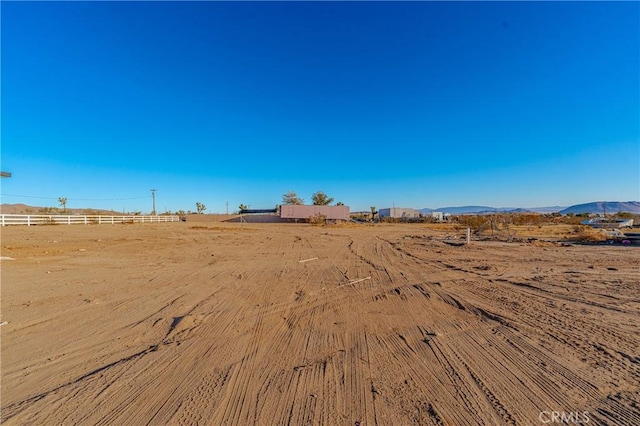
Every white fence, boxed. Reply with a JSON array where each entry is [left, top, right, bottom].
[[1, 214, 181, 226]]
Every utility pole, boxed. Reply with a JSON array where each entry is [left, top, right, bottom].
[[226, 201, 229, 215], [151, 189, 156, 215]]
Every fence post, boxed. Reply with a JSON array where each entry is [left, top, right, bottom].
[[111, 216, 114, 224], [68, 216, 71, 225], [466, 227, 471, 244], [84, 216, 87, 225], [1, 215, 4, 226]]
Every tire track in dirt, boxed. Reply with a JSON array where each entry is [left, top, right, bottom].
[[338, 231, 638, 424], [3, 224, 638, 425], [1, 229, 274, 424], [449, 276, 640, 394], [2, 297, 252, 425], [339, 235, 491, 424]]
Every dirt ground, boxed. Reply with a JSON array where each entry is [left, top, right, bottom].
[[1, 222, 638, 425]]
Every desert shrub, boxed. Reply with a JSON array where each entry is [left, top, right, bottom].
[[40, 217, 58, 226], [569, 225, 608, 242], [474, 222, 489, 235], [380, 217, 400, 223], [309, 213, 327, 225], [563, 215, 585, 225], [38, 207, 59, 214], [455, 215, 488, 231], [615, 212, 634, 219], [512, 214, 542, 226]]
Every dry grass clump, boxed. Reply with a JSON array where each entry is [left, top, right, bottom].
[[567, 225, 609, 242], [510, 224, 575, 239], [190, 225, 213, 230], [325, 221, 366, 228], [189, 225, 254, 232]]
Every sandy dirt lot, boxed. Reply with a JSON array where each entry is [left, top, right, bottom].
[[1, 222, 638, 425]]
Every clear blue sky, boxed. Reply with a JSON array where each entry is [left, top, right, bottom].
[[2, 1, 638, 213]]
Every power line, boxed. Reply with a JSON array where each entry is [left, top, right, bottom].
[[1, 193, 151, 201]]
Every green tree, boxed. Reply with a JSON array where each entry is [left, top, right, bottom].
[[282, 191, 304, 205], [311, 191, 334, 206], [195, 202, 206, 214], [370, 206, 377, 222], [58, 197, 68, 213], [336, 201, 344, 206]]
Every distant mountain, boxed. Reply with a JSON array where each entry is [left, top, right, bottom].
[[0, 203, 123, 215], [525, 206, 566, 214], [420, 206, 498, 214], [0, 203, 32, 214], [417, 202, 638, 215], [559, 201, 640, 215], [491, 206, 566, 214], [506, 208, 537, 214], [420, 206, 520, 214]]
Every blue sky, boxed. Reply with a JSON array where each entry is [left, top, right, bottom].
[[2, 1, 638, 213]]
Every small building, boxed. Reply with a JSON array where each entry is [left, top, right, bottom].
[[280, 205, 350, 221], [378, 207, 421, 219]]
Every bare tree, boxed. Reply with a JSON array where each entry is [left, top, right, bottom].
[[239, 204, 248, 211], [195, 202, 206, 214], [58, 197, 68, 213], [311, 191, 334, 206], [282, 191, 304, 205]]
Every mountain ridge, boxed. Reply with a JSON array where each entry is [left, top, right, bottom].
[[419, 201, 639, 215]]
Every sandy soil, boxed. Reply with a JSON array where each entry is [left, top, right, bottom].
[[1, 222, 638, 425]]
